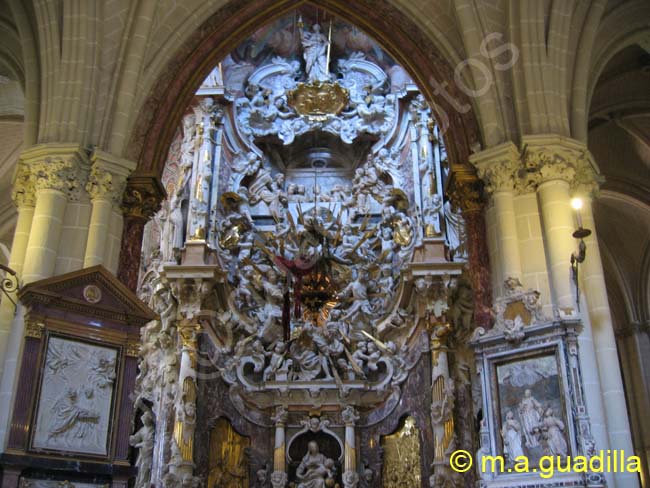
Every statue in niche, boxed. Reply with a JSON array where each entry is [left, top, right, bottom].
[[298, 18, 330, 83], [423, 194, 443, 237], [295, 440, 336, 488], [501, 410, 524, 464], [130, 406, 155, 488], [539, 408, 568, 456], [443, 200, 467, 260], [518, 389, 543, 448], [168, 193, 185, 255]]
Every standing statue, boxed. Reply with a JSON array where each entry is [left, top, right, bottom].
[[501, 411, 524, 463], [540, 408, 568, 456], [518, 389, 543, 448], [299, 17, 330, 83], [443, 201, 467, 260], [130, 408, 155, 488], [295, 440, 336, 488]]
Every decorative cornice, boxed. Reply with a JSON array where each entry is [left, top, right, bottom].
[[11, 163, 35, 208], [121, 173, 166, 220], [470, 142, 521, 195]]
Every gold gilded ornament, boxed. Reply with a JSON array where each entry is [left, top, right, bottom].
[[287, 82, 349, 117]]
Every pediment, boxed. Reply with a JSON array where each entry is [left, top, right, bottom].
[[18, 265, 156, 327]]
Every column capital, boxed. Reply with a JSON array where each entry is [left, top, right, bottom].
[[521, 135, 603, 194], [11, 163, 36, 208], [445, 166, 484, 213], [121, 173, 166, 220], [19, 143, 90, 201], [470, 142, 521, 195], [86, 150, 137, 205]]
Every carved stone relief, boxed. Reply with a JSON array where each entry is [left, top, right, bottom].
[[32, 337, 117, 456]]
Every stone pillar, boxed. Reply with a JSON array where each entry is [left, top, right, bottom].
[[0, 165, 35, 393], [20, 144, 89, 283], [84, 151, 135, 267], [537, 175, 576, 315], [578, 192, 639, 487], [0, 145, 88, 451], [472, 143, 523, 293], [271, 407, 288, 488], [447, 167, 493, 328], [342, 406, 360, 488], [117, 174, 165, 291]]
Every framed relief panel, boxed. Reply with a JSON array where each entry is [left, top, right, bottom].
[[492, 349, 571, 467], [31, 335, 119, 456]]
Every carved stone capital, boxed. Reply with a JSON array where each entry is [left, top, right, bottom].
[[87, 150, 137, 205], [20, 144, 90, 201], [470, 142, 521, 195], [24, 320, 45, 339], [121, 173, 166, 220], [11, 163, 36, 208], [521, 135, 602, 194], [445, 166, 484, 213]]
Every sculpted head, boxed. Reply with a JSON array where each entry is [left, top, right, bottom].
[[308, 440, 319, 454], [524, 389, 532, 397]]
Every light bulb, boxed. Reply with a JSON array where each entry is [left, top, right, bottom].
[[571, 198, 583, 211]]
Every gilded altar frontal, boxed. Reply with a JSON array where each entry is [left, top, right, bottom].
[[0, 2, 648, 488]]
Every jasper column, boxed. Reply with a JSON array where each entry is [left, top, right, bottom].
[[117, 174, 165, 291], [447, 167, 492, 328]]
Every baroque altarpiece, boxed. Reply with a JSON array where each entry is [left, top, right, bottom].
[[126, 10, 602, 488]]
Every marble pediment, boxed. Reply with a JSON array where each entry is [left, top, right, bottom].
[[19, 265, 156, 327]]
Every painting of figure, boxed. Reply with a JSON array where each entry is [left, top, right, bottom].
[[494, 351, 570, 466], [32, 336, 118, 456]]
